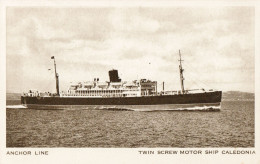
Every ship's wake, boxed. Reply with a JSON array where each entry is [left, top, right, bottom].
[[6, 105, 27, 109], [99, 105, 221, 112], [6, 104, 220, 111]]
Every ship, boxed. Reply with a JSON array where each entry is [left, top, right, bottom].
[[21, 50, 222, 111]]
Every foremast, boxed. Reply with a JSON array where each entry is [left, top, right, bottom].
[[51, 56, 60, 96], [178, 50, 185, 94]]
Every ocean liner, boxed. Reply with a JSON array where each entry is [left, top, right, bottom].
[[21, 50, 222, 110]]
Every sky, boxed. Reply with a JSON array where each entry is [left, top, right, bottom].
[[6, 7, 255, 93]]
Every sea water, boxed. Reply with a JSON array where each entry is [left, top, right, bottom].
[[6, 101, 254, 147]]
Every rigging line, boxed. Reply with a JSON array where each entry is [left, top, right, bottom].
[[189, 79, 208, 90], [183, 67, 214, 90], [185, 71, 214, 89], [184, 72, 208, 89], [187, 81, 202, 90], [182, 62, 215, 89], [178, 50, 217, 90], [183, 75, 200, 89], [182, 62, 205, 74]]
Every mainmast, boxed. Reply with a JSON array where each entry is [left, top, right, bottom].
[[51, 56, 60, 96], [178, 50, 185, 94]]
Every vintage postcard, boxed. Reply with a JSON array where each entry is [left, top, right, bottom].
[[0, 0, 259, 164]]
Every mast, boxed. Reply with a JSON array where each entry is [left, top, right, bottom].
[[178, 50, 185, 94], [51, 56, 60, 96], [162, 81, 165, 92]]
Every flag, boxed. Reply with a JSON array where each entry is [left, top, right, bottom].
[[51, 56, 54, 59]]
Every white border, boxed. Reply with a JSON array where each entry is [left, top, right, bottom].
[[0, 1, 259, 164]]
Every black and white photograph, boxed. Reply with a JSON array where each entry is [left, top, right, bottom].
[[1, 1, 259, 164]]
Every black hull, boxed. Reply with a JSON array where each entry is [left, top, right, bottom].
[[21, 91, 222, 110]]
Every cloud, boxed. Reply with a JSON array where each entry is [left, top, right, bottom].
[[6, 7, 255, 93], [110, 8, 160, 33]]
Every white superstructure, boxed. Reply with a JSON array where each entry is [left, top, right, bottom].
[[61, 79, 157, 98]]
